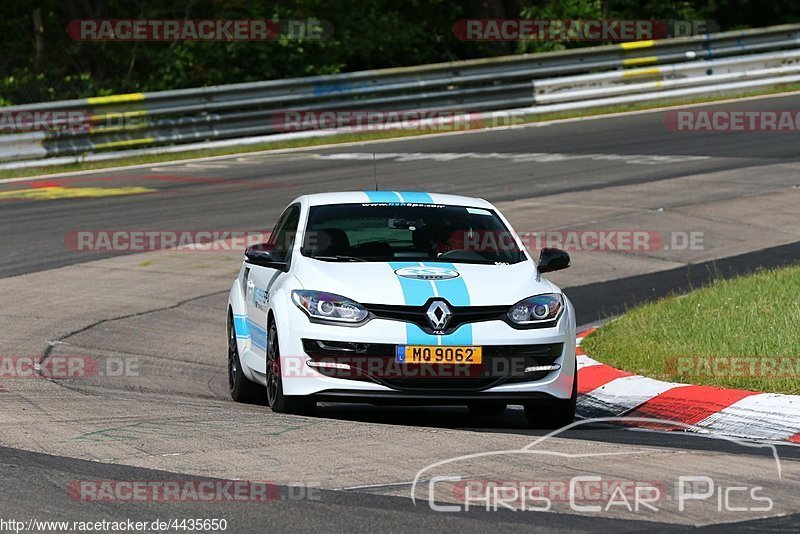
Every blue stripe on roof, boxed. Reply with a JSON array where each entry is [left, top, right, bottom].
[[364, 191, 402, 203], [397, 192, 433, 204]]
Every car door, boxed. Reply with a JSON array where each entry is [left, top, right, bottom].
[[243, 204, 301, 375]]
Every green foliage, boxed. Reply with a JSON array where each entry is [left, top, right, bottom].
[[1, 0, 799, 104], [582, 266, 800, 394], [518, 0, 604, 53]]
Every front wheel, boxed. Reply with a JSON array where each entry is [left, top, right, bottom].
[[266, 320, 316, 416], [524, 373, 577, 429]]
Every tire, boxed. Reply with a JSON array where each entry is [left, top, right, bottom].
[[228, 311, 265, 404], [467, 401, 508, 416], [524, 373, 577, 429], [266, 320, 316, 416]]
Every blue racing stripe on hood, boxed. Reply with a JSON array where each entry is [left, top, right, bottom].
[[440, 324, 472, 346], [425, 261, 472, 344], [405, 324, 440, 345], [425, 261, 470, 307], [391, 261, 474, 346], [391, 261, 435, 345], [389, 261, 434, 306]]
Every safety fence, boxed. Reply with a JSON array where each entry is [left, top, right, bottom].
[[2, 23, 799, 169]]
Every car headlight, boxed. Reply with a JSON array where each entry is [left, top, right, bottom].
[[507, 293, 564, 326], [291, 290, 369, 324]]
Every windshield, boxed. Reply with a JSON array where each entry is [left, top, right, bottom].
[[301, 203, 525, 264]]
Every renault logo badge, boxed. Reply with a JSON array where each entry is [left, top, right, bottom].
[[426, 300, 452, 330]]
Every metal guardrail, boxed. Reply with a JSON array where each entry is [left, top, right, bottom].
[[533, 49, 800, 103], [2, 23, 800, 169]]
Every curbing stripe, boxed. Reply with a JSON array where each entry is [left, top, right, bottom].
[[576, 354, 603, 369], [694, 393, 800, 442], [576, 328, 800, 442], [579, 375, 686, 418], [575, 328, 596, 345], [623, 385, 758, 426], [577, 364, 632, 395]]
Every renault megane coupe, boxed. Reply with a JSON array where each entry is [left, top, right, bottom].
[[227, 191, 576, 428]]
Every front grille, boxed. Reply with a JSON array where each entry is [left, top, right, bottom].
[[302, 339, 563, 391], [364, 300, 507, 334]]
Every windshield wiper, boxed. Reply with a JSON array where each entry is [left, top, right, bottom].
[[313, 255, 368, 262]]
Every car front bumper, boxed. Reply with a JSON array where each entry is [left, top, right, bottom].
[[276, 298, 576, 401]]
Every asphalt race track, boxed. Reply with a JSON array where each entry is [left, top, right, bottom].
[[1, 94, 800, 532]]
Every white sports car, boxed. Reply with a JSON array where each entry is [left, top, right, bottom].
[[227, 191, 576, 428]]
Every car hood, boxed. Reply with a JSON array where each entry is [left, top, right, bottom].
[[293, 258, 558, 306]]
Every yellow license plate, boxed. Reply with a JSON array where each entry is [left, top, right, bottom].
[[396, 345, 482, 364]]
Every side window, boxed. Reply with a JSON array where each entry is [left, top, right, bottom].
[[269, 205, 301, 261]]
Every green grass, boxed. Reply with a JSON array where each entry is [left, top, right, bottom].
[[582, 265, 800, 394], [3, 82, 800, 180]]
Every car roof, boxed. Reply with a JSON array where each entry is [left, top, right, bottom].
[[298, 191, 494, 209]]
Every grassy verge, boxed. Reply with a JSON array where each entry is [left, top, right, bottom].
[[582, 265, 800, 394], [3, 82, 800, 180]]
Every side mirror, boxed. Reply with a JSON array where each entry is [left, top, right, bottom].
[[538, 247, 570, 273], [245, 243, 288, 271]]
